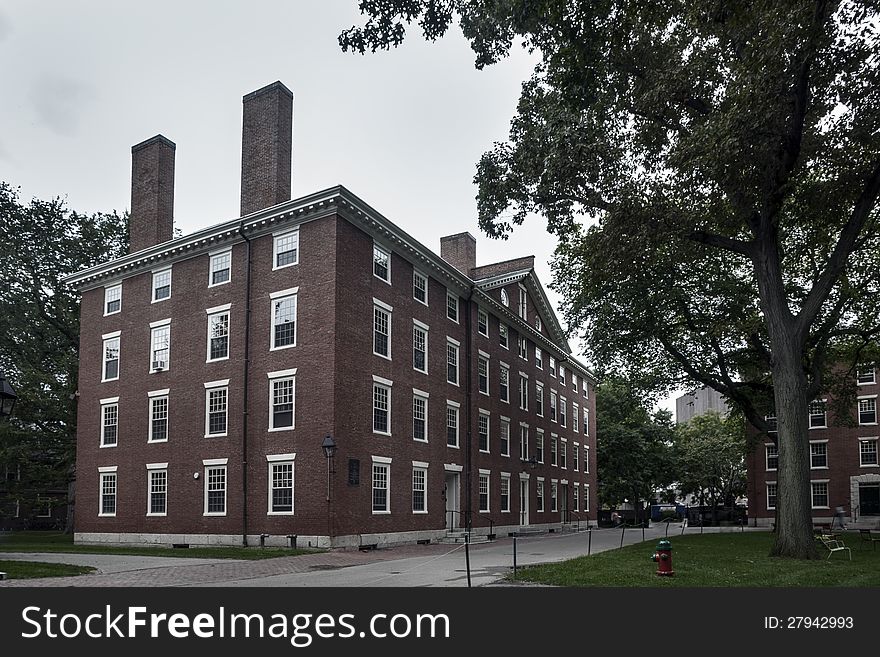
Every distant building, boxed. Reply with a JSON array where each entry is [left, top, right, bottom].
[[675, 386, 729, 424]]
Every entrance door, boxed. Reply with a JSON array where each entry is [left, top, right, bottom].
[[560, 484, 569, 522], [445, 473, 460, 529], [519, 479, 529, 526], [860, 484, 880, 516]]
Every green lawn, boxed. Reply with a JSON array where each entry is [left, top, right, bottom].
[[0, 531, 316, 560], [0, 559, 96, 580], [513, 531, 880, 587]]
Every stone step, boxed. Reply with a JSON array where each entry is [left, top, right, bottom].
[[438, 531, 492, 545]]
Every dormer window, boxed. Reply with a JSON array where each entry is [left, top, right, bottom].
[[500, 289, 509, 307]]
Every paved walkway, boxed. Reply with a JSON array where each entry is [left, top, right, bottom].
[[0, 525, 762, 587]]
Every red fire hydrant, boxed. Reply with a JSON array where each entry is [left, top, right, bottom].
[[651, 539, 674, 576]]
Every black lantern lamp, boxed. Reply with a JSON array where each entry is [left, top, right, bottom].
[[321, 434, 337, 459], [0, 372, 17, 420]]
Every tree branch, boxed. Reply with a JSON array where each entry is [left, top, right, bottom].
[[687, 230, 754, 256]]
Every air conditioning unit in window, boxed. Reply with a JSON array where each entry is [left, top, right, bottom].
[[152, 360, 166, 371]]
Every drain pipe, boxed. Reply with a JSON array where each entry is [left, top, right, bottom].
[[464, 285, 474, 534], [238, 221, 253, 547]]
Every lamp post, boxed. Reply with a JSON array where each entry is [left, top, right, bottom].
[[0, 371, 17, 421], [321, 434, 337, 502]]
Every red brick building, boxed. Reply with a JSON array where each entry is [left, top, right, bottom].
[[65, 82, 597, 547], [746, 367, 880, 528]]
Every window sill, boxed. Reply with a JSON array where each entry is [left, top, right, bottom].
[[100, 443, 117, 449], [149, 369, 170, 375], [446, 444, 460, 450], [268, 511, 295, 516], [373, 431, 392, 437], [148, 438, 168, 444], [151, 297, 171, 304], [479, 390, 489, 396], [205, 433, 228, 439], [859, 464, 879, 468], [270, 344, 297, 352], [479, 449, 490, 454], [413, 368, 428, 375], [101, 378, 120, 384], [208, 280, 231, 288], [206, 357, 230, 364], [104, 310, 121, 317], [203, 512, 227, 517], [272, 262, 298, 271], [98, 514, 116, 518], [412, 510, 428, 515], [413, 438, 428, 443], [859, 422, 878, 426], [373, 352, 392, 361], [372, 510, 391, 515], [479, 510, 490, 514], [812, 506, 830, 510], [146, 513, 167, 517], [268, 426, 295, 433]]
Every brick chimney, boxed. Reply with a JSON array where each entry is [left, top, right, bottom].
[[440, 232, 477, 276], [240, 81, 293, 216], [129, 135, 175, 253]]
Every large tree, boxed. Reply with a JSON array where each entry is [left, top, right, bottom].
[[0, 183, 127, 530], [341, 1, 880, 558]]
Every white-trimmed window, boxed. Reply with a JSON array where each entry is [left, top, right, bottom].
[[551, 480, 558, 512], [536, 430, 544, 463], [479, 412, 490, 452], [860, 438, 878, 466], [152, 268, 171, 302], [478, 308, 489, 337], [520, 425, 529, 461], [519, 375, 528, 410], [104, 284, 122, 315], [583, 378, 589, 398], [446, 339, 459, 385], [99, 469, 117, 516], [479, 471, 490, 512], [373, 302, 392, 359], [550, 391, 558, 422], [373, 380, 392, 435], [535, 347, 543, 370], [518, 336, 528, 360], [551, 435, 558, 466], [500, 288, 509, 307], [268, 456, 295, 515], [536, 383, 544, 417], [501, 474, 511, 513], [205, 381, 229, 437], [549, 355, 556, 377], [102, 334, 120, 382], [150, 322, 171, 372], [583, 484, 590, 512], [535, 316, 542, 332], [584, 407, 590, 436], [413, 270, 428, 305], [274, 230, 299, 269], [478, 355, 489, 395], [573, 403, 580, 433], [373, 244, 391, 283], [573, 485, 579, 512], [518, 285, 527, 320], [810, 441, 828, 469], [204, 463, 227, 515], [765, 444, 778, 471], [446, 291, 459, 323], [811, 481, 829, 509], [573, 443, 579, 471], [584, 445, 590, 473], [809, 400, 827, 428], [858, 396, 877, 425], [209, 249, 232, 285], [766, 482, 777, 510], [149, 392, 169, 443], [499, 364, 510, 402], [560, 397, 567, 428], [499, 324, 508, 349], [413, 322, 428, 373], [100, 400, 118, 447], [372, 458, 391, 513], [857, 367, 875, 385], [446, 403, 459, 447], [413, 392, 428, 442], [207, 310, 230, 362], [412, 465, 428, 513], [561, 439, 568, 469], [148, 466, 168, 516], [271, 291, 297, 350], [269, 372, 296, 431], [559, 365, 566, 385], [765, 414, 778, 432], [536, 478, 545, 512], [500, 418, 510, 456]]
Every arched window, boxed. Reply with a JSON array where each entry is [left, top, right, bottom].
[[500, 289, 509, 307]]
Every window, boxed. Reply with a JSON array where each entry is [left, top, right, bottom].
[[209, 249, 231, 285], [102, 334, 120, 381], [765, 414, 778, 432], [860, 438, 878, 466], [372, 459, 390, 513], [268, 458, 294, 514], [207, 310, 230, 361], [583, 378, 589, 398], [518, 336, 528, 360], [499, 365, 510, 402], [373, 380, 391, 435], [500, 418, 510, 456], [269, 373, 296, 431], [478, 355, 489, 395], [101, 401, 118, 447], [446, 403, 459, 447], [810, 442, 828, 468], [859, 397, 877, 425], [536, 383, 544, 417], [573, 404, 579, 433], [811, 481, 829, 508], [765, 444, 778, 471], [573, 485, 579, 512], [560, 398, 567, 428], [551, 481, 558, 512], [550, 391, 558, 422], [501, 475, 510, 513], [583, 484, 590, 512], [413, 392, 427, 442], [857, 367, 875, 385], [413, 270, 428, 305], [573, 444, 579, 471], [551, 436, 558, 466], [561, 439, 567, 469], [500, 289, 509, 307], [535, 347, 543, 370], [274, 230, 299, 269], [766, 483, 777, 510], [205, 381, 229, 437], [809, 400, 827, 428], [559, 366, 566, 385], [584, 445, 590, 473], [520, 425, 529, 461], [412, 466, 427, 513], [446, 291, 459, 322], [499, 324, 508, 349], [148, 467, 167, 516], [152, 268, 171, 302], [536, 430, 544, 463], [518, 286, 527, 320], [537, 479, 545, 512], [104, 284, 122, 315], [373, 244, 390, 283], [373, 303, 391, 359], [479, 412, 490, 452], [535, 316, 542, 332], [549, 355, 556, 377], [572, 374, 578, 391], [99, 470, 117, 516], [271, 290, 297, 349], [478, 309, 489, 337], [205, 464, 227, 515], [149, 393, 168, 443], [413, 323, 428, 373], [150, 322, 171, 372], [584, 407, 590, 436], [519, 375, 528, 410], [479, 472, 490, 512], [446, 340, 459, 385]]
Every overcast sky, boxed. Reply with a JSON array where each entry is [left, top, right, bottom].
[[0, 1, 682, 414]]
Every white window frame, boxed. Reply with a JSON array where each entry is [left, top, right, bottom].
[[478, 352, 490, 396], [478, 308, 489, 337], [413, 270, 428, 306], [584, 484, 590, 512], [267, 454, 296, 516], [858, 395, 877, 426], [536, 383, 544, 417], [500, 417, 510, 457], [500, 288, 509, 307], [765, 443, 778, 471], [500, 473, 511, 513], [446, 290, 459, 323], [550, 480, 558, 512], [371, 456, 391, 514], [412, 389, 429, 443], [536, 477, 545, 512], [146, 463, 168, 517], [499, 363, 510, 403], [203, 460, 228, 516], [809, 399, 827, 429], [479, 470, 491, 513], [446, 338, 460, 386], [100, 398, 119, 448], [536, 429, 545, 464], [412, 320, 429, 374], [373, 300, 392, 360], [766, 482, 777, 510], [859, 437, 878, 467], [573, 403, 579, 433], [810, 440, 829, 469], [149, 319, 171, 373], [551, 434, 558, 466], [584, 445, 590, 473], [573, 443, 580, 472], [270, 288, 298, 351], [535, 347, 543, 370], [560, 397, 568, 428], [209, 248, 232, 286], [148, 389, 169, 443], [273, 229, 299, 270], [811, 480, 830, 509], [204, 379, 230, 438], [550, 390, 558, 422], [561, 438, 568, 469], [499, 323, 508, 349], [372, 376, 393, 436], [151, 267, 172, 303], [479, 411, 490, 453], [549, 355, 556, 377], [584, 407, 590, 436], [518, 284, 527, 320], [857, 367, 876, 385], [446, 401, 460, 448], [518, 336, 528, 361], [102, 332, 121, 382], [519, 374, 529, 410], [520, 424, 529, 461], [412, 462, 428, 514], [206, 306, 231, 362], [268, 369, 297, 432], [98, 467, 117, 517], [104, 283, 122, 316], [373, 243, 391, 284]]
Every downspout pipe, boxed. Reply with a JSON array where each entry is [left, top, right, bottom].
[[464, 285, 474, 533], [238, 221, 253, 547]]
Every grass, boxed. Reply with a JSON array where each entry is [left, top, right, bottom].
[[0, 531, 317, 560], [0, 559, 96, 580], [512, 531, 880, 587]]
